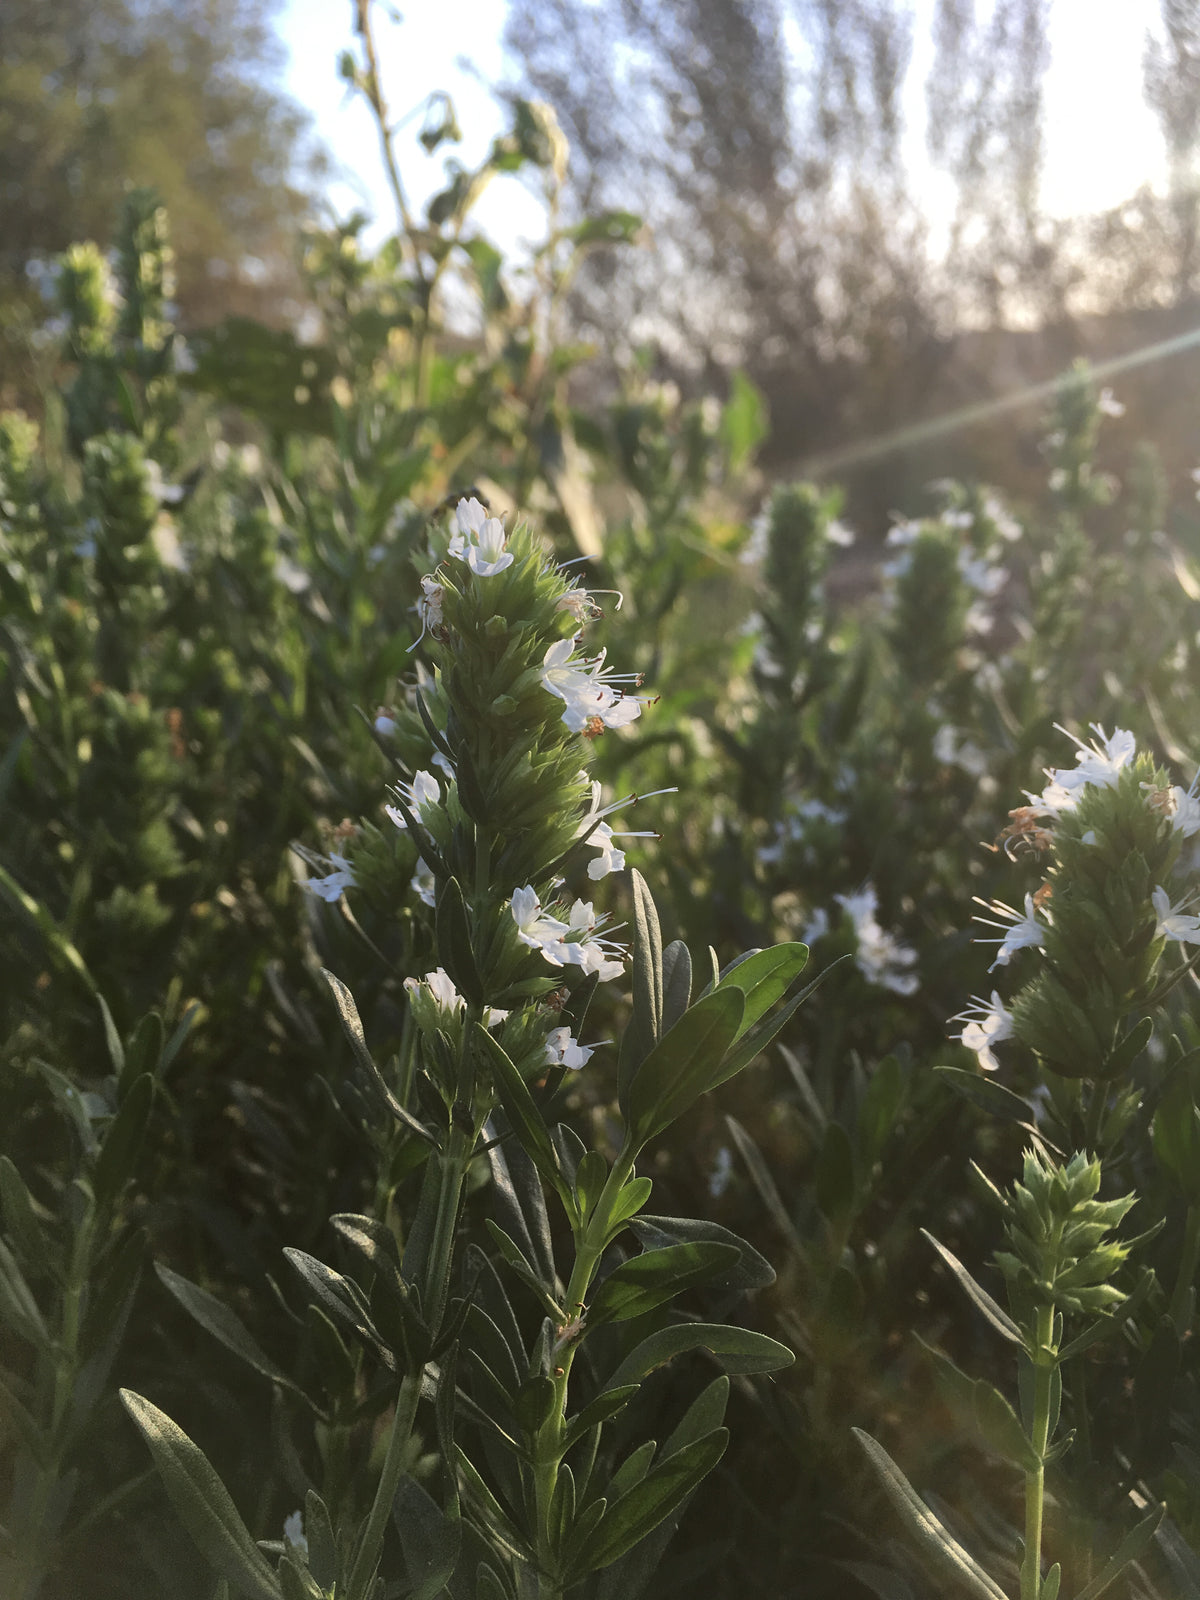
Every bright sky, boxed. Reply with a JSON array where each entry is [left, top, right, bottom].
[[279, 0, 1170, 254]]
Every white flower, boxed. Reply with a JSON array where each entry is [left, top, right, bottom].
[[950, 991, 1015, 1072], [511, 886, 571, 953], [544, 1026, 593, 1070], [801, 907, 830, 945], [283, 1511, 308, 1555], [835, 885, 919, 996], [1152, 886, 1200, 944], [406, 967, 465, 1013], [1097, 387, 1125, 417], [305, 852, 355, 902], [539, 637, 646, 734], [374, 709, 398, 737], [1170, 773, 1200, 838], [385, 770, 441, 831], [886, 517, 921, 547], [576, 779, 659, 879], [409, 576, 444, 650], [410, 858, 436, 907], [957, 549, 1008, 597], [826, 518, 855, 547], [972, 893, 1047, 970], [934, 725, 989, 779], [982, 492, 1022, 542], [276, 555, 310, 594]]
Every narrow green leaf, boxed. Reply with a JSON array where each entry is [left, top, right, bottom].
[[392, 1473, 462, 1600], [573, 1431, 728, 1573], [618, 869, 665, 1108], [435, 877, 483, 1005], [474, 1027, 564, 1199], [97, 994, 126, 1078], [935, 1066, 1037, 1127], [661, 940, 692, 1032], [627, 990, 745, 1145], [604, 1322, 793, 1390], [1073, 1503, 1165, 1600], [607, 1177, 654, 1235], [588, 1242, 741, 1325], [0, 861, 97, 992], [93, 1073, 154, 1206], [0, 1237, 48, 1347], [155, 1264, 300, 1394], [725, 1115, 805, 1259], [120, 1390, 282, 1600], [1041, 1562, 1061, 1600], [321, 968, 435, 1145], [562, 1386, 639, 1453], [852, 1430, 1008, 1600], [629, 1215, 775, 1293], [922, 1232, 1023, 1346], [715, 944, 809, 1040], [972, 1380, 1039, 1472], [0, 1156, 46, 1271]]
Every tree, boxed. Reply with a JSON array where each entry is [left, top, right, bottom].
[[0, 0, 323, 399]]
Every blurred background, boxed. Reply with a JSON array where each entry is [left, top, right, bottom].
[[6, 0, 1200, 532]]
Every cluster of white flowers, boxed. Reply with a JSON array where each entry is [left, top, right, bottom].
[[510, 886, 627, 982], [540, 637, 646, 734], [831, 884, 919, 996], [1023, 724, 1136, 819], [953, 721, 1200, 1074], [448, 496, 513, 577]]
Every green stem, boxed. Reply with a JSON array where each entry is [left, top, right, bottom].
[[1169, 1201, 1200, 1329], [530, 1140, 641, 1593], [1020, 1303, 1057, 1600], [346, 1368, 423, 1600]]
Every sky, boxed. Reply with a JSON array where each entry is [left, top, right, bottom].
[[278, 0, 1171, 255]]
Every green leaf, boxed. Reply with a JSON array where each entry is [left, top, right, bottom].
[[0, 1156, 47, 1272], [859, 1055, 905, 1166], [120, 1390, 282, 1600], [120, 1011, 165, 1099], [303, 1490, 337, 1590], [320, 968, 435, 1145], [935, 1066, 1037, 1127], [618, 870, 665, 1109], [570, 1431, 727, 1574], [561, 1386, 639, 1453], [155, 1264, 300, 1394], [606, 1177, 655, 1236], [486, 1128, 555, 1286], [724, 1115, 805, 1260], [661, 940, 692, 1032], [627, 990, 746, 1145], [715, 944, 809, 1040], [588, 1242, 741, 1325], [1073, 1503, 1165, 1600], [436, 877, 484, 1005], [922, 1232, 1023, 1346], [816, 1121, 856, 1228], [719, 371, 767, 474], [629, 1215, 775, 1293], [852, 1430, 1008, 1600], [514, 1374, 558, 1434], [93, 1073, 154, 1206], [660, 1375, 729, 1458], [0, 860, 97, 993], [97, 994, 126, 1078], [0, 1237, 48, 1348], [474, 1028, 564, 1200], [392, 1473, 461, 1600], [283, 1249, 389, 1365], [604, 1322, 793, 1390], [972, 1380, 1039, 1472], [1041, 1562, 1061, 1600]]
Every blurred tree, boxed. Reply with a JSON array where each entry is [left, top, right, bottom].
[[0, 0, 322, 400], [1144, 0, 1200, 300]]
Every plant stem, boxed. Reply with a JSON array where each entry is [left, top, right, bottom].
[[1020, 1303, 1057, 1600], [529, 1139, 642, 1594], [1169, 1201, 1200, 1329], [346, 1367, 423, 1600]]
